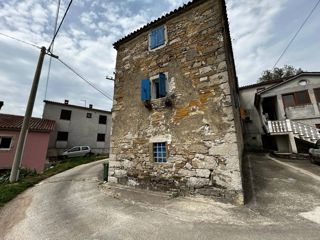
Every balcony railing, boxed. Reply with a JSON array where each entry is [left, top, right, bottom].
[[267, 119, 320, 143]]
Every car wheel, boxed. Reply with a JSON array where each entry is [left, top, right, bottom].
[[310, 157, 316, 164]]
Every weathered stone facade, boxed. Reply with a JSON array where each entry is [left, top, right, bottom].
[[109, 0, 244, 204]]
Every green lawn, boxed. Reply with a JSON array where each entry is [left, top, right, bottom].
[[0, 155, 107, 208]]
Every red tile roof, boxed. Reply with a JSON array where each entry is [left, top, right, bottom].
[[0, 114, 55, 132]]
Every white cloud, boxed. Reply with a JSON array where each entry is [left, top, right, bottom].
[[0, 0, 319, 117]]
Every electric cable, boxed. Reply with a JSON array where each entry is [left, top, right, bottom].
[[44, 0, 61, 100], [56, 58, 113, 101], [48, 0, 73, 51], [0, 32, 41, 49], [273, 0, 320, 68]]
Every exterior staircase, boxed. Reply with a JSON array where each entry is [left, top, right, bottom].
[[267, 119, 320, 144]]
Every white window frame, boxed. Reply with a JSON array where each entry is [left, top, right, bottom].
[[153, 142, 167, 163], [0, 135, 13, 151], [150, 72, 169, 100], [148, 25, 168, 51]]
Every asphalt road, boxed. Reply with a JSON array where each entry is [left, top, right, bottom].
[[1, 154, 320, 240]]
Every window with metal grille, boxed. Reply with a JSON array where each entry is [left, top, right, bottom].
[[57, 131, 68, 141], [97, 133, 105, 142], [99, 115, 107, 124], [60, 109, 72, 120], [153, 142, 167, 163]]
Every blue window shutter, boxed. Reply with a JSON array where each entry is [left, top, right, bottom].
[[150, 26, 165, 49], [157, 26, 165, 46], [159, 73, 166, 97], [141, 79, 151, 101], [150, 30, 157, 49]]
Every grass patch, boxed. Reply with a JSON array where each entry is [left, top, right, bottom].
[[0, 155, 107, 208]]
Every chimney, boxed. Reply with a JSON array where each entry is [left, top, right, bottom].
[[0, 101, 3, 110], [89, 104, 93, 109], [64, 99, 69, 104]]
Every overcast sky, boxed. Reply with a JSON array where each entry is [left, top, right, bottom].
[[0, 0, 319, 117]]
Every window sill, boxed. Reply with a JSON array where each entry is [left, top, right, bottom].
[[149, 43, 167, 52], [0, 148, 12, 151], [286, 104, 313, 109], [144, 94, 175, 110]]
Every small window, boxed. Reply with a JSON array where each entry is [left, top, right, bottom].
[[82, 146, 89, 150], [256, 87, 265, 92], [60, 109, 72, 120], [87, 113, 92, 118], [149, 25, 166, 50], [153, 142, 167, 163], [315, 124, 320, 129], [0, 136, 12, 149], [99, 115, 107, 124], [151, 73, 167, 99], [57, 131, 68, 141], [298, 79, 308, 86], [97, 133, 105, 142], [282, 90, 311, 108]]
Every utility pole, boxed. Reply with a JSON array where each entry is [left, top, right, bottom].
[[9, 46, 46, 183]]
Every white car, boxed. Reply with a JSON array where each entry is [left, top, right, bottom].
[[59, 146, 92, 159]]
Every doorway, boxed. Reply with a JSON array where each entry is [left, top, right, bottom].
[[262, 96, 278, 121]]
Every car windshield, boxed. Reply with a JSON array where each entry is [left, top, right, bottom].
[[68, 147, 81, 152]]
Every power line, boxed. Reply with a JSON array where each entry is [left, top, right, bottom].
[[273, 0, 320, 68], [0, 32, 41, 49], [44, 0, 61, 100], [56, 58, 113, 101], [48, 0, 73, 51]]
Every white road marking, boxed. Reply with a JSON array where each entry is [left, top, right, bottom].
[[300, 207, 320, 224], [267, 154, 320, 182]]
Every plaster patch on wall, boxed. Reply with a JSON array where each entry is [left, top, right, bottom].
[[149, 134, 172, 144]]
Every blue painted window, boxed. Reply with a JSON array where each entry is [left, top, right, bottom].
[[151, 73, 167, 99], [141, 79, 151, 101], [153, 142, 167, 163], [150, 25, 166, 50], [158, 73, 166, 98]]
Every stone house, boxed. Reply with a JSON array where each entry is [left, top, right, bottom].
[[43, 100, 111, 157], [240, 72, 320, 153], [109, 0, 244, 203]]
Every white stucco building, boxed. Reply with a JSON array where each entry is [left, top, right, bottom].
[[43, 100, 111, 157], [240, 72, 320, 153]]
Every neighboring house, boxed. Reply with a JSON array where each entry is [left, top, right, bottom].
[[239, 78, 287, 150], [240, 72, 320, 153], [0, 113, 55, 172], [43, 100, 111, 157], [109, 0, 244, 203]]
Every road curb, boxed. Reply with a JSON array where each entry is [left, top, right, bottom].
[[267, 154, 320, 182]]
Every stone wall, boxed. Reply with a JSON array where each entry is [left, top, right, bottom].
[[109, 0, 243, 204]]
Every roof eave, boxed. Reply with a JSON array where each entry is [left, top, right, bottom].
[[113, 0, 208, 49]]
